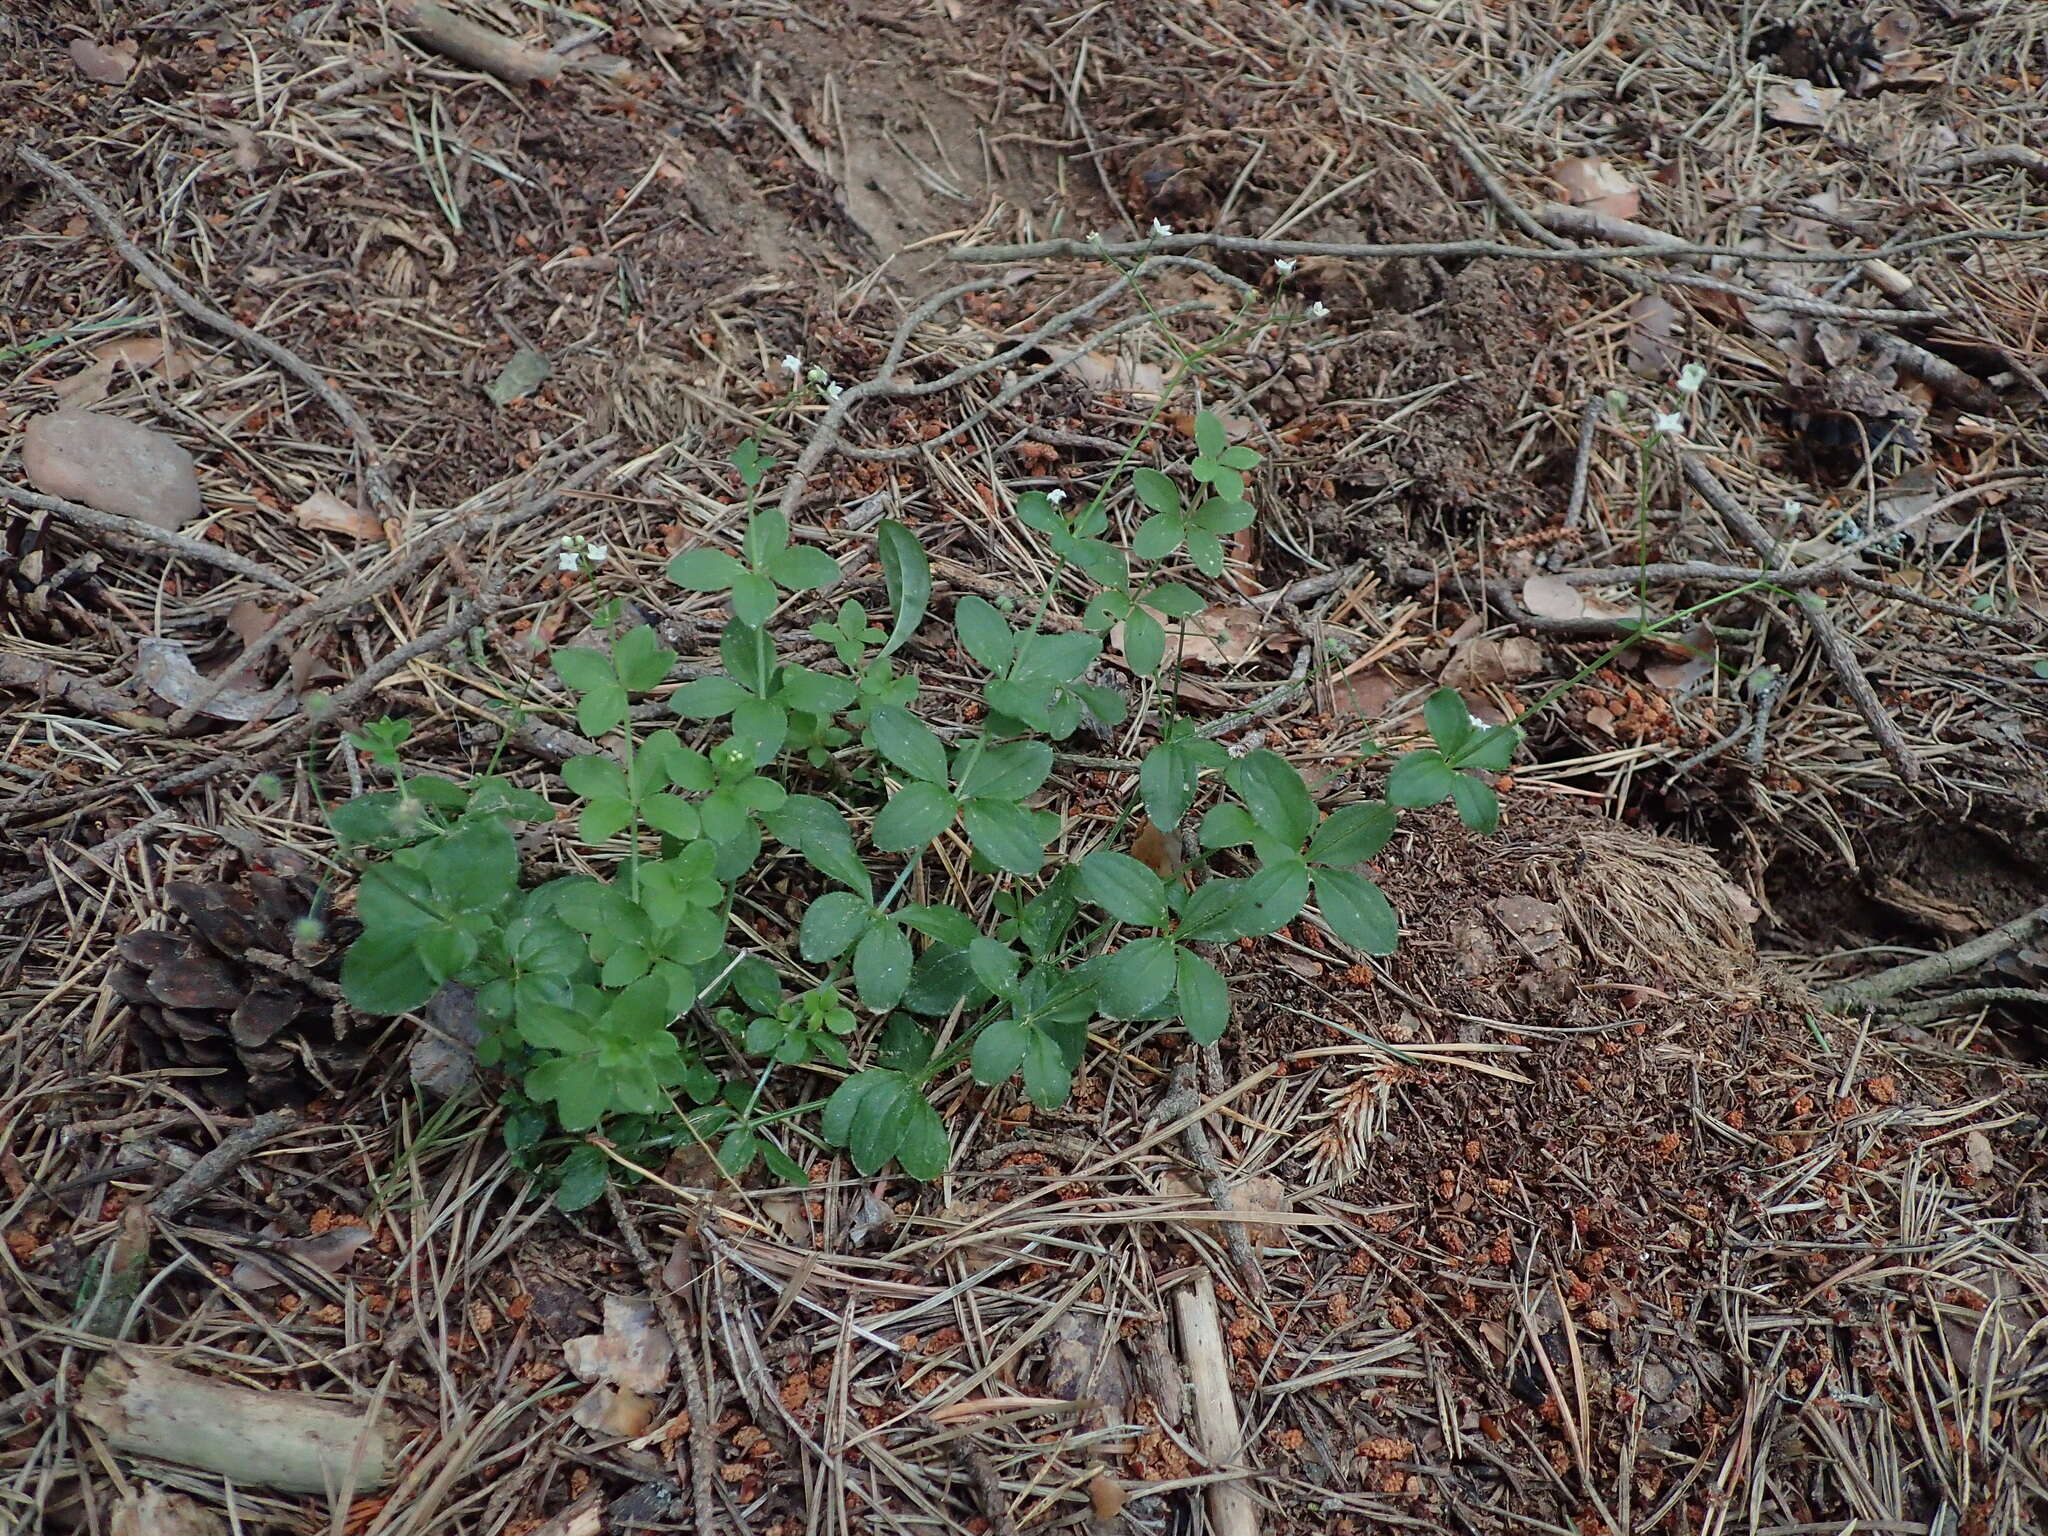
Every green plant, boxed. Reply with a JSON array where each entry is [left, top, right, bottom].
[[331, 410, 1522, 1208]]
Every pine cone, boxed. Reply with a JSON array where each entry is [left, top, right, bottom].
[[108, 856, 366, 1109]]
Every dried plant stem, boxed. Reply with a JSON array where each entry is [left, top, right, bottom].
[[0, 483, 305, 596], [604, 1185, 721, 1536], [1822, 902, 2048, 1011], [152, 1109, 300, 1220], [1680, 457, 1924, 784]]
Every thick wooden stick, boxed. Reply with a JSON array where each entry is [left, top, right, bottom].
[[1174, 1271, 1259, 1536]]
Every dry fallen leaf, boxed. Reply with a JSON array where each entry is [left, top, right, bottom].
[[226, 124, 262, 173], [70, 38, 137, 84], [54, 337, 199, 407], [1521, 574, 1586, 621], [135, 638, 295, 722], [1964, 1130, 1995, 1176], [225, 599, 278, 650], [1765, 80, 1844, 128], [1626, 293, 1682, 378], [1548, 156, 1639, 219], [292, 488, 384, 542], [1328, 666, 1430, 724], [1442, 636, 1543, 690], [1070, 350, 1167, 400], [573, 1386, 658, 1438], [231, 1223, 373, 1292], [1109, 603, 1269, 671], [1642, 622, 1719, 692]]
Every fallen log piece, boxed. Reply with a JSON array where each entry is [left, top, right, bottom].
[[76, 1354, 396, 1494]]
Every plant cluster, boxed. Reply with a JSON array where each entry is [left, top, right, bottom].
[[333, 414, 1519, 1207]]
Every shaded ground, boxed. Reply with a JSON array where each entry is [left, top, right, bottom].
[[3, 3, 2046, 1534]]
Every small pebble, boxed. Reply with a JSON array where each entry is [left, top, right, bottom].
[[21, 408, 203, 530]]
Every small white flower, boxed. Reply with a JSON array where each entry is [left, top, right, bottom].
[[1046, 488, 1067, 505], [780, 354, 802, 376], [1149, 218, 1174, 239], [1086, 230, 1105, 246], [557, 535, 608, 573], [1306, 300, 1330, 320], [1653, 411, 1685, 436], [1273, 258, 1298, 277], [1676, 362, 1708, 394], [806, 364, 829, 384], [824, 381, 844, 401], [1782, 498, 1804, 520]]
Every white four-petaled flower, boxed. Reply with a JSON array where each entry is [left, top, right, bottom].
[[1150, 218, 1173, 238], [1677, 362, 1708, 394], [1046, 488, 1067, 504], [780, 354, 802, 376], [557, 535, 609, 573], [825, 381, 844, 401], [1273, 258, 1298, 277], [1653, 411, 1685, 436], [1306, 300, 1329, 319]]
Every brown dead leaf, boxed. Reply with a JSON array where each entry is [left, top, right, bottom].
[[1070, 351, 1167, 400], [1442, 636, 1543, 690], [1626, 294, 1682, 378], [564, 1296, 673, 1395], [1521, 574, 1586, 620], [226, 599, 278, 650], [1328, 666, 1429, 724], [1765, 80, 1843, 127], [1548, 156, 1638, 219], [54, 337, 199, 407], [1224, 527, 1259, 597], [231, 1223, 373, 1292], [135, 639, 295, 722], [1131, 818, 1189, 881], [1642, 622, 1718, 692], [292, 488, 384, 542], [572, 1386, 657, 1437], [1109, 603, 1268, 671], [1224, 1175, 1294, 1249], [70, 38, 137, 84]]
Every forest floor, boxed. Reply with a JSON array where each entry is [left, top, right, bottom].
[[3, 3, 2047, 1535]]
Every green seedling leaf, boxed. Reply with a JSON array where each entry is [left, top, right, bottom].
[[872, 780, 956, 851], [800, 891, 872, 961], [955, 596, 1014, 672], [960, 797, 1048, 876], [771, 544, 840, 591], [1077, 850, 1170, 928], [1225, 750, 1316, 851], [1386, 749, 1456, 808], [340, 929, 438, 1014], [877, 521, 930, 656], [1098, 936, 1177, 1017], [1307, 802, 1397, 866], [667, 547, 745, 591], [1175, 947, 1231, 1044], [1133, 468, 1181, 515], [954, 740, 1053, 802], [1423, 688, 1476, 757], [611, 626, 676, 692], [853, 920, 914, 1011], [1193, 411, 1229, 460], [1313, 866, 1398, 955], [867, 706, 949, 785], [1448, 773, 1501, 833]]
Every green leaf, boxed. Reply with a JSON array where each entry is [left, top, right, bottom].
[[1448, 773, 1501, 833], [759, 1140, 810, 1186], [526, 1056, 611, 1132], [766, 796, 871, 897], [876, 521, 930, 657], [771, 544, 841, 591], [821, 1071, 890, 1148], [954, 740, 1053, 802], [776, 666, 855, 717], [640, 794, 701, 841], [800, 891, 873, 962], [1198, 802, 1261, 852], [340, 929, 438, 1014], [554, 1146, 610, 1212], [576, 683, 628, 738], [1386, 749, 1456, 808], [1225, 750, 1316, 850], [1194, 411, 1229, 460], [871, 780, 956, 852], [1183, 525, 1225, 579], [1308, 802, 1397, 866], [854, 920, 914, 1011], [1139, 739, 1201, 830], [967, 937, 1021, 998], [579, 795, 634, 844], [667, 547, 746, 591], [730, 698, 789, 760], [716, 624, 775, 704], [1121, 607, 1166, 680], [550, 646, 614, 693], [867, 706, 949, 785], [730, 571, 778, 627], [1099, 936, 1177, 1017], [427, 819, 520, 912], [878, 1014, 935, 1073], [328, 791, 407, 847], [1314, 867, 1398, 955], [612, 626, 677, 691], [954, 596, 1015, 672], [1235, 857, 1310, 935], [848, 1079, 913, 1177], [1459, 724, 1522, 773], [899, 904, 977, 948], [415, 924, 479, 983], [1132, 514, 1185, 563], [469, 776, 552, 821], [960, 797, 1047, 876], [1147, 582, 1207, 620], [356, 861, 441, 931], [1133, 468, 1181, 515], [972, 1014, 1029, 1085], [1193, 496, 1256, 534], [1077, 850, 1169, 928], [894, 1095, 950, 1180], [1177, 861, 1308, 944], [1175, 948, 1231, 1044], [1423, 688, 1476, 757], [744, 507, 792, 566], [670, 676, 755, 719], [1020, 1027, 1072, 1108]]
